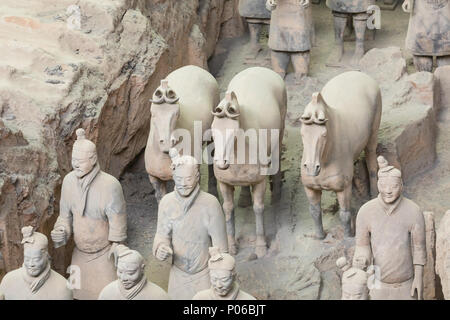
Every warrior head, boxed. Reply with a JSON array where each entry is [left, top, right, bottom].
[[72, 128, 98, 178], [377, 156, 403, 204], [208, 247, 236, 297], [21, 226, 49, 278], [169, 148, 200, 197]]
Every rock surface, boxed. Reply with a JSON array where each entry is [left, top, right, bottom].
[[0, 0, 244, 276]]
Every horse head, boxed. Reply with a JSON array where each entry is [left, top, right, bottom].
[[150, 79, 180, 154], [211, 91, 241, 170], [300, 92, 329, 177]]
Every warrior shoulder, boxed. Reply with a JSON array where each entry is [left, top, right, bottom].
[[192, 289, 210, 300], [146, 282, 170, 300], [98, 281, 118, 300]]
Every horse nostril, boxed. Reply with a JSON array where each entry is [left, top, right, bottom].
[[159, 139, 164, 144], [303, 163, 307, 168]]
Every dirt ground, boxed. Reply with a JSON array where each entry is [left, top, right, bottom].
[[121, 2, 449, 299]]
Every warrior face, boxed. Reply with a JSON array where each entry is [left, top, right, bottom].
[[210, 269, 234, 296], [24, 248, 48, 277], [117, 259, 144, 290], [341, 283, 369, 300], [378, 176, 403, 204], [72, 149, 97, 178], [173, 164, 199, 197]]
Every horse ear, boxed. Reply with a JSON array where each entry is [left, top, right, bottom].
[[161, 79, 169, 90], [312, 92, 324, 105], [226, 91, 239, 109]]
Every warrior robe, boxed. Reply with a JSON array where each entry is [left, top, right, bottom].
[[192, 283, 256, 300], [152, 186, 228, 300], [0, 265, 72, 300], [98, 278, 170, 300], [406, 0, 450, 56], [54, 163, 127, 300], [354, 195, 427, 300], [239, 0, 271, 20], [268, 0, 314, 52], [326, 0, 374, 13]]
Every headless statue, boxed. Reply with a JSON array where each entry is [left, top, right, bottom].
[[403, 0, 450, 71], [0, 227, 72, 300], [266, 0, 314, 82]]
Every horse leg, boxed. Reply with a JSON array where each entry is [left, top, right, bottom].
[[365, 141, 378, 198], [208, 163, 219, 198], [304, 187, 325, 239], [252, 180, 267, 258], [149, 175, 167, 204], [218, 181, 237, 255], [238, 186, 252, 207], [366, 92, 382, 198], [337, 185, 353, 237]]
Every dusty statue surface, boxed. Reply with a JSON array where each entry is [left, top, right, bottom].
[[353, 156, 427, 300], [300, 71, 381, 239], [436, 210, 450, 299], [211, 67, 287, 258], [51, 129, 127, 300], [99, 245, 169, 300], [266, 0, 314, 81], [152, 150, 228, 300], [326, 0, 375, 66], [0, 227, 72, 300], [193, 247, 256, 300], [403, 0, 450, 71], [145, 65, 219, 203]]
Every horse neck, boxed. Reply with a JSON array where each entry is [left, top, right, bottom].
[[321, 106, 338, 168]]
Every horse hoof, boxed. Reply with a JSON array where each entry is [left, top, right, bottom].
[[255, 245, 267, 258]]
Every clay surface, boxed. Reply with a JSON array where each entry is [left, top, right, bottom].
[[436, 210, 450, 299]]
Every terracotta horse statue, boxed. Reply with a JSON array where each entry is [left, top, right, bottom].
[[145, 65, 219, 202], [300, 71, 382, 239], [211, 67, 287, 258]]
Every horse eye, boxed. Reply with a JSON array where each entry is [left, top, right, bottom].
[[155, 90, 163, 98], [215, 107, 223, 113], [227, 106, 236, 114]]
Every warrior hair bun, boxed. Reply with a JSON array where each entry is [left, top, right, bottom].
[[336, 256, 347, 269], [377, 155, 388, 169], [76, 128, 86, 140], [21, 226, 34, 238]]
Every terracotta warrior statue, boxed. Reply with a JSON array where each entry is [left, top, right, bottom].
[[153, 149, 228, 300], [326, 0, 374, 66], [0, 226, 72, 300], [193, 247, 256, 300], [239, 0, 271, 59], [266, 0, 314, 82], [353, 156, 427, 300], [50, 128, 127, 300], [336, 256, 369, 300], [99, 245, 169, 300], [403, 0, 450, 71]]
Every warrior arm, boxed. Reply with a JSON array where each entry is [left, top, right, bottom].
[[152, 198, 173, 257], [105, 184, 127, 243], [208, 200, 229, 253], [353, 209, 372, 267], [411, 212, 427, 267], [53, 178, 73, 242]]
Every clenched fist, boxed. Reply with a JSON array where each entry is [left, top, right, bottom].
[[155, 244, 173, 261]]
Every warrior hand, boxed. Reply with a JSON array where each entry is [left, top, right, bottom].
[[50, 226, 66, 244], [156, 244, 173, 261], [299, 0, 310, 8], [402, 0, 412, 13], [266, 0, 277, 11], [410, 275, 423, 300]]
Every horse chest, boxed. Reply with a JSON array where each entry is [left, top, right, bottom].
[[301, 169, 347, 192], [214, 164, 264, 186]]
